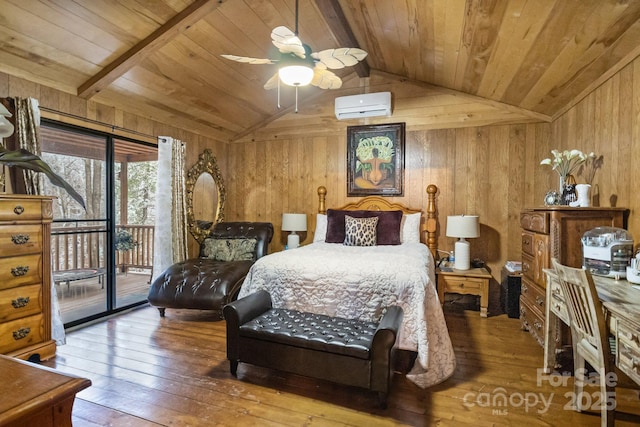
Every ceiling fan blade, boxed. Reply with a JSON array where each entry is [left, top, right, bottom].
[[221, 54, 274, 64], [263, 72, 279, 90], [311, 68, 342, 90], [311, 48, 368, 69], [271, 26, 306, 58]]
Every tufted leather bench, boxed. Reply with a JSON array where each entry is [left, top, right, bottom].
[[223, 290, 403, 407]]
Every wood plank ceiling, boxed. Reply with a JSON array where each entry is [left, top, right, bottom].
[[1, 0, 640, 143]]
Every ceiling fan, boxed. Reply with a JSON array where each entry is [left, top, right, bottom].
[[221, 0, 367, 112]]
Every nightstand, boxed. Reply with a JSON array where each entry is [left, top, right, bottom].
[[436, 267, 491, 317]]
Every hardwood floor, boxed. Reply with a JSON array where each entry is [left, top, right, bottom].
[[42, 303, 640, 426]]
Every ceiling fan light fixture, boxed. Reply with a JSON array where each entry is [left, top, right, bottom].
[[278, 65, 314, 86]]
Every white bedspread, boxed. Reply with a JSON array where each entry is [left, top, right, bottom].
[[238, 242, 456, 388]]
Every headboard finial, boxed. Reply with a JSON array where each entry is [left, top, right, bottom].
[[317, 186, 327, 214]]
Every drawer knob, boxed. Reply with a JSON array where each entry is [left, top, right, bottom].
[[11, 296, 30, 309], [12, 327, 31, 341], [10, 265, 29, 277], [11, 234, 30, 245], [536, 296, 544, 306], [13, 205, 24, 215]]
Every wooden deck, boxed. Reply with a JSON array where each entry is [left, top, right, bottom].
[[55, 269, 151, 324], [41, 302, 640, 426]]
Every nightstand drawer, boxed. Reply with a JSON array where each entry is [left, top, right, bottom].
[[440, 275, 482, 293]]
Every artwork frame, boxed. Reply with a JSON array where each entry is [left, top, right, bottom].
[[347, 122, 405, 197]]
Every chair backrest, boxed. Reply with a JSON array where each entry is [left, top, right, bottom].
[[551, 258, 611, 363], [203, 222, 274, 260]]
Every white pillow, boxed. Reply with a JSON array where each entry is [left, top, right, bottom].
[[313, 214, 327, 242], [401, 213, 421, 243]]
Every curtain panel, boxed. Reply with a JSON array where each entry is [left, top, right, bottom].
[[152, 136, 188, 283]]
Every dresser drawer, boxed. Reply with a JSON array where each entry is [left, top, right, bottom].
[[0, 200, 44, 221], [520, 211, 549, 234], [0, 284, 42, 322], [617, 319, 640, 385], [0, 225, 43, 256], [521, 277, 546, 314], [0, 254, 42, 290], [522, 232, 534, 256], [0, 314, 44, 354], [439, 275, 483, 294], [520, 297, 544, 347]]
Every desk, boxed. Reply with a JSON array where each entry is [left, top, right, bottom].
[[543, 269, 640, 385], [0, 354, 91, 426]]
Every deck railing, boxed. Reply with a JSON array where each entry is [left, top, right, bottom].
[[51, 224, 154, 273]]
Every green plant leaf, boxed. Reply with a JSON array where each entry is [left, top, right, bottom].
[[0, 146, 86, 210]]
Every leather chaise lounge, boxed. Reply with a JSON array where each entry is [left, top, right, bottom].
[[147, 222, 273, 318]]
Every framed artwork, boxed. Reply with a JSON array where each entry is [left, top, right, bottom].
[[347, 122, 405, 197]]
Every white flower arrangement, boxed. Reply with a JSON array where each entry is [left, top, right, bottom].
[[540, 149, 593, 178]]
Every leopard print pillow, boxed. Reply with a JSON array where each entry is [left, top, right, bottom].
[[344, 215, 378, 246]]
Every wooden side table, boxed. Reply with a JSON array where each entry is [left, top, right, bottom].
[[436, 267, 492, 317], [0, 354, 91, 426]]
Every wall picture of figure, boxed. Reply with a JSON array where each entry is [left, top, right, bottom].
[[347, 122, 405, 196]]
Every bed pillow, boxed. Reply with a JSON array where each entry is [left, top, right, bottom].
[[401, 212, 422, 243], [326, 209, 403, 245], [313, 214, 327, 242], [344, 215, 378, 246], [201, 238, 257, 261]]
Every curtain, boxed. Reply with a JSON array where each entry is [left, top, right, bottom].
[[14, 97, 42, 195], [152, 136, 188, 283], [12, 97, 66, 345]]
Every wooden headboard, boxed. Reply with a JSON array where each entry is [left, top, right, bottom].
[[316, 185, 439, 259]]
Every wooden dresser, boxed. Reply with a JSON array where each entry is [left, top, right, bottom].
[[519, 207, 629, 348], [0, 194, 56, 361]]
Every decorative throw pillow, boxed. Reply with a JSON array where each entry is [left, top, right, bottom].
[[326, 209, 402, 245], [401, 212, 421, 243], [344, 215, 378, 246], [201, 238, 257, 261], [313, 214, 327, 242]]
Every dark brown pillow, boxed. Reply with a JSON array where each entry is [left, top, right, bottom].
[[325, 209, 403, 245]]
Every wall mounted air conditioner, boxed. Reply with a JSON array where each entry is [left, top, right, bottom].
[[334, 92, 392, 120]]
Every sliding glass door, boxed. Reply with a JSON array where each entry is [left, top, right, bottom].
[[39, 121, 157, 327]]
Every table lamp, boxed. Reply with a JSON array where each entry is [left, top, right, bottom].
[[446, 215, 480, 270], [282, 213, 307, 249]]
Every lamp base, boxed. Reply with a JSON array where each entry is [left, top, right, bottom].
[[287, 233, 300, 249], [454, 239, 470, 270]]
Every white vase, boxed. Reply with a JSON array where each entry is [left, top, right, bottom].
[[575, 184, 591, 207]]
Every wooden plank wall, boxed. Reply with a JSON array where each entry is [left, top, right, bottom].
[[226, 121, 551, 277], [0, 71, 227, 257]]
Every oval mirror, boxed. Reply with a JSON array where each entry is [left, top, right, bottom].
[[186, 149, 226, 244]]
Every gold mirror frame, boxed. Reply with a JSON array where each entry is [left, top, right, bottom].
[[186, 149, 226, 244]]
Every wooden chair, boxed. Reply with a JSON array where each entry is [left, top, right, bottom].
[[551, 258, 615, 427]]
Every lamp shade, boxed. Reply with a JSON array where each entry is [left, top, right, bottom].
[[282, 213, 307, 232], [446, 215, 480, 239], [446, 215, 479, 270]]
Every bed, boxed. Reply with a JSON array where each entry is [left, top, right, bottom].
[[237, 185, 456, 388]]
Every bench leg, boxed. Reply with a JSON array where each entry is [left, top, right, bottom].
[[230, 360, 238, 377], [157, 308, 166, 317]]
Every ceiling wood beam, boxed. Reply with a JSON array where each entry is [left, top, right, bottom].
[[77, 0, 222, 99], [373, 70, 552, 123], [313, 0, 370, 78]]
